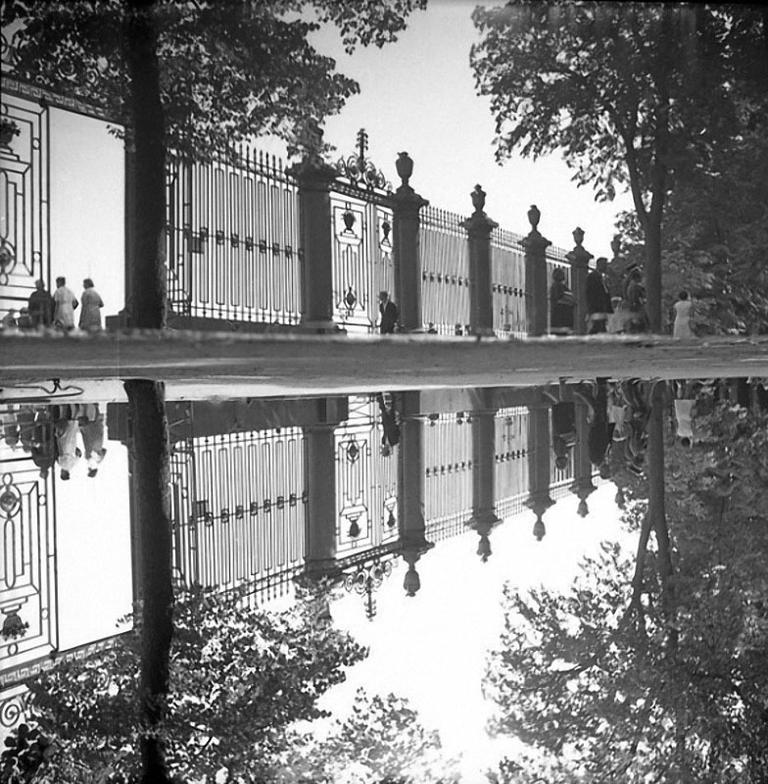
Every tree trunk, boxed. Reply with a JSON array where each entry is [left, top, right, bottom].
[[644, 215, 663, 333], [125, 379, 174, 784], [123, 0, 166, 329]]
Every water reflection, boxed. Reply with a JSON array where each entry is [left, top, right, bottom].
[[1, 377, 767, 782]]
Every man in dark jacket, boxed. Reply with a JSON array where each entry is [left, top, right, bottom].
[[586, 257, 613, 334], [378, 290, 398, 334], [27, 279, 55, 328]]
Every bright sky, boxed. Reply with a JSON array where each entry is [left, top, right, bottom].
[[307, 0, 634, 255]]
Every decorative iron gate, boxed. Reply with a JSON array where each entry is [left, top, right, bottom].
[[330, 131, 394, 333], [334, 395, 399, 556], [169, 427, 306, 601], [491, 227, 527, 338], [0, 92, 49, 319]]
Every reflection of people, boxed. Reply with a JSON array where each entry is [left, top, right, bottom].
[[79, 278, 104, 331], [55, 412, 82, 480], [672, 291, 693, 339], [551, 401, 576, 469], [53, 276, 78, 331], [586, 257, 613, 334], [376, 393, 400, 457], [378, 291, 398, 334], [549, 267, 574, 336], [28, 279, 54, 328], [79, 405, 107, 477]]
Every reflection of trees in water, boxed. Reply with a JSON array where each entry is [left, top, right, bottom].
[[485, 379, 768, 784]]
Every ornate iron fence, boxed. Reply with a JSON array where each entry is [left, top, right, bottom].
[[423, 411, 474, 540], [165, 146, 302, 325], [491, 227, 527, 338], [420, 206, 472, 335], [169, 426, 307, 601]]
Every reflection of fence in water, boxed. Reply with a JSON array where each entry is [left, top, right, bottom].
[[334, 396, 399, 556], [495, 407, 530, 520], [423, 411, 474, 540], [165, 148, 302, 325], [421, 206, 472, 335], [169, 428, 306, 600]]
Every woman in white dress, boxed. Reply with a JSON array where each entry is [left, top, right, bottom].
[[672, 290, 693, 338]]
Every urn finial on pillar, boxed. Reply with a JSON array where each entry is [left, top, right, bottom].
[[395, 152, 414, 188], [610, 234, 621, 259], [471, 184, 487, 214], [533, 515, 546, 541], [527, 204, 541, 231], [572, 226, 585, 247]]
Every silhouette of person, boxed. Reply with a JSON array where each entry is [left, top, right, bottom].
[[55, 407, 82, 480], [586, 257, 613, 334], [28, 279, 55, 328], [376, 393, 400, 456], [378, 291, 399, 334]]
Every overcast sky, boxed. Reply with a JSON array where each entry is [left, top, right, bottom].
[[306, 0, 634, 255]]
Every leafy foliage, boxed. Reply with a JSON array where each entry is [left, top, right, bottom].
[[4, 584, 368, 782], [265, 689, 461, 783], [2, 0, 427, 158], [484, 393, 768, 783], [471, 2, 766, 330]]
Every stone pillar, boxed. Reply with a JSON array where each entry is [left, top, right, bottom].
[[461, 186, 498, 337], [566, 226, 593, 335], [526, 402, 554, 540], [391, 153, 429, 332], [292, 158, 338, 332], [570, 398, 596, 517], [469, 390, 502, 560], [522, 205, 552, 337], [303, 422, 339, 579], [398, 391, 433, 595]]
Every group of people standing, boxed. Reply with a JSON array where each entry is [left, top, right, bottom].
[[2, 277, 104, 331], [550, 258, 694, 338]]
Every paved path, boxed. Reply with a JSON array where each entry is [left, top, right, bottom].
[[2, 331, 767, 398]]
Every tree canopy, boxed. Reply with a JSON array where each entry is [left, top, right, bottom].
[[471, 2, 767, 332], [484, 383, 768, 783], [2, 0, 427, 157]]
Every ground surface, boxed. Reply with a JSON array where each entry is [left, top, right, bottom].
[[2, 331, 768, 399]]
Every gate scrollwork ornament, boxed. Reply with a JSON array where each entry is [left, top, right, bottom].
[[0, 474, 22, 520]]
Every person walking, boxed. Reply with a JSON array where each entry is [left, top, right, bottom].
[[79, 278, 105, 331], [378, 290, 398, 334], [672, 290, 693, 338], [549, 267, 574, 336], [78, 404, 107, 477], [53, 276, 78, 331], [27, 279, 54, 328], [586, 257, 614, 334], [625, 267, 648, 334]]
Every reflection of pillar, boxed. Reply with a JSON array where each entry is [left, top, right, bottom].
[[391, 153, 429, 332], [571, 398, 596, 517], [526, 403, 554, 540], [304, 423, 339, 579], [469, 393, 501, 561], [398, 391, 433, 595]]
